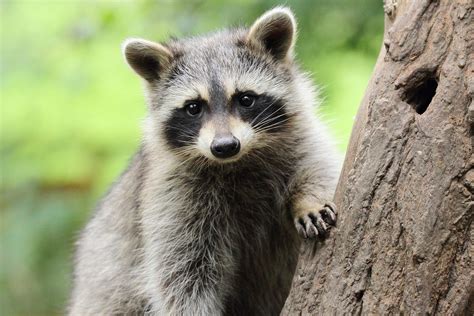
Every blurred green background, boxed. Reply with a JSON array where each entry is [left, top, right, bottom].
[[0, 0, 383, 315]]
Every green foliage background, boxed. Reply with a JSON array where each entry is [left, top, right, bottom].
[[0, 0, 383, 314]]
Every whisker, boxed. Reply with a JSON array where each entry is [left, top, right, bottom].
[[253, 114, 290, 133], [254, 111, 288, 128], [252, 103, 287, 130], [249, 99, 279, 126]]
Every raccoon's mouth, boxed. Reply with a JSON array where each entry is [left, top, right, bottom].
[[206, 149, 246, 164], [211, 154, 244, 164]]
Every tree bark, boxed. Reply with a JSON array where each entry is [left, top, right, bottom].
[[282, 0, 473, 314]]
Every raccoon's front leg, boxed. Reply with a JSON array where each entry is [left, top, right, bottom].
[[289, 141, 340, 239], [145, 217, 235, 315], [292, 196, 337, 239]]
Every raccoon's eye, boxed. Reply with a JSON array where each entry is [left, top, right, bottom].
[[185, 102, 202, 116], [239, 93, 256, 107]]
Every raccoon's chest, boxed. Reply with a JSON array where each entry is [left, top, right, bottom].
[[200, 168, 289, 217], [176, 165, 292, 242]]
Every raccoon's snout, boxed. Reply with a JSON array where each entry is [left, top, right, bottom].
[[210, 135, 240, 159]]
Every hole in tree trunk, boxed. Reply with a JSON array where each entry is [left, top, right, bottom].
[[355, 289, 365, 301], [402, 75, 438, 115]]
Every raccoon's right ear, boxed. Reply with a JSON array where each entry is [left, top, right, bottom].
[[122, 38, 173, 82]]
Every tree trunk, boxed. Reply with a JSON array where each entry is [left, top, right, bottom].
[[282, 0, 473, 314]]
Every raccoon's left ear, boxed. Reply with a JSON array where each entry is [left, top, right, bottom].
[[122, 38, 173, 82], [247, 7, 296, 61]]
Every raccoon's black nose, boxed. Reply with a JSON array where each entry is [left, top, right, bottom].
[[211, 136, 241, 159]]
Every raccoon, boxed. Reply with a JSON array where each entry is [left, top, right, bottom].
[[69, 7, 341, 316]]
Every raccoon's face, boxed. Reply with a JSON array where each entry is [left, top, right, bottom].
[[123, 8, 304, 164]]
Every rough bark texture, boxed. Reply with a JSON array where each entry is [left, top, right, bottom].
[[282, 0, 473, 314]]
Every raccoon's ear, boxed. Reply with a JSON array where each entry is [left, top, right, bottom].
[[247, 7, 296, 61], [122, 38, 173, 82]]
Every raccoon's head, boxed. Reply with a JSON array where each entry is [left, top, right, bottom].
[[123, 7, 312, 164]]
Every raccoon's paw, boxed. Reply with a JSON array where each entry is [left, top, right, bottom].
[[294, 202, 337, 239]]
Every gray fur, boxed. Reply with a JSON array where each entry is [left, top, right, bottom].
[[69, 7, 341, 316]]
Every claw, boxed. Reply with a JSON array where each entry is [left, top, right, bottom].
[[321, 205, 336, 225], [305, 216, 319, 238], [309, 212, 327, 236], [295, 218, 308, 239]]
